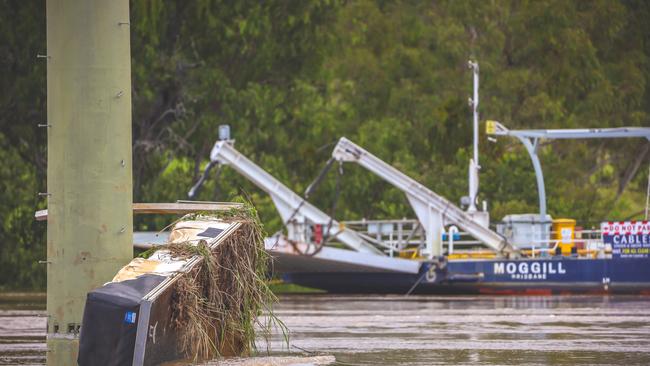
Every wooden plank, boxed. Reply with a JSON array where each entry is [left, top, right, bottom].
[[132, 202, 242, 214], [35, 202, 243, 221]]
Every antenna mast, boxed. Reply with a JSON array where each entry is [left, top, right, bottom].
[[467, 60, 480, 213]]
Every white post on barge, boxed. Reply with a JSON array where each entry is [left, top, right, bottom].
[[467, 60, 480, 214]]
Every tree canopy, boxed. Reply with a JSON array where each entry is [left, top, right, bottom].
[[1, 0, 649, 290]]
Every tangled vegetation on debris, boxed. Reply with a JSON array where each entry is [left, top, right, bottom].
[[154, 203, 287, 361]]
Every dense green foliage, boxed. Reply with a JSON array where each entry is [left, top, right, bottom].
[[1, 0, 649, 290]]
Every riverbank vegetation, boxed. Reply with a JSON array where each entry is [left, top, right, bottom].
[[1, 0, 649, 290]]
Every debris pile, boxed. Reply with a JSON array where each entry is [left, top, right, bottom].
[[78, 203, 284, 366]]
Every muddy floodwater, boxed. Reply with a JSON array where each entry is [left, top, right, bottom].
[[2, 293, 650, 365]]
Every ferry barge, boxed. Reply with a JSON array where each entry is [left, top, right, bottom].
[[189, 62, 650, 295], [279, 255, 650, 295]]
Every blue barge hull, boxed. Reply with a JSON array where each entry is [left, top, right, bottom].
[[282, 257, 650, 295]]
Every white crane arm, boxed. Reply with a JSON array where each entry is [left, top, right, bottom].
[[209, 140, 383, 255], [332, 137, 516, 256]]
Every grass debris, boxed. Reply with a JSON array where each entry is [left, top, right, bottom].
[[152, 202, 286, 362]]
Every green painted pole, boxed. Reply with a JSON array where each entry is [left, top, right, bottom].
[[46, 1, 133, 364]]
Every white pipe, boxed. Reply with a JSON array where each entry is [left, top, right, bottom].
[[468, 60, 480, 212], [448, 225, 459, 255], [472, 63, 479, 166]]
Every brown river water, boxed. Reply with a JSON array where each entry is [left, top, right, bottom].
[[2, 294, 650, 365]]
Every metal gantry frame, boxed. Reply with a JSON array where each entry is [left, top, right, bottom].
[[486, 121, 650, 221]]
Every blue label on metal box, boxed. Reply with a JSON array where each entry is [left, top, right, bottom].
[[124, 311, 137, 324]]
